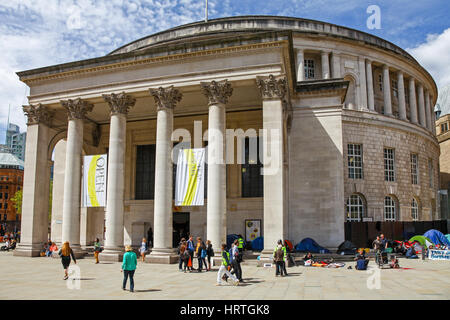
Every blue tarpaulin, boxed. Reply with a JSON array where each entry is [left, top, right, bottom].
[[423, 229, 450, 247], [295, 238, 330, 253], [251, 236, 264, 251], [226, 234, 240, 249]]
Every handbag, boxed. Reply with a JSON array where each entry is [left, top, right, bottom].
[[187, 256, 192, 267]]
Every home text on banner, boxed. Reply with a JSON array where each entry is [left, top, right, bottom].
[[82, 154, 107, 207], [175, 148, 205, 206]]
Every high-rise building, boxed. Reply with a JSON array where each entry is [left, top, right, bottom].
[[6, 123, 26, 161]]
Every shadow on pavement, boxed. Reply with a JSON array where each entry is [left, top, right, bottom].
[[134, 289, 162, 293]]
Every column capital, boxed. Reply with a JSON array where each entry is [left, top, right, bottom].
[[150, 86, 182, 111], [60, 98, 94, 120], [256, 74, 288, 100], [382, 64, 390, 71], [200, 79, 233, 106], [103, 92, 136, 116], [23, 104, 53, 126]]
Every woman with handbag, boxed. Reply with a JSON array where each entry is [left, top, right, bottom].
[[59, 241, 76, 280], [94, 238, 102, 264]]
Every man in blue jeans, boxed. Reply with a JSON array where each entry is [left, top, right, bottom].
[[187, 235, 195, 271], [122, 245, 137, 292]]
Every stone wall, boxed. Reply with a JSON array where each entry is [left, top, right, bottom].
[[343, 110, 440, 222]]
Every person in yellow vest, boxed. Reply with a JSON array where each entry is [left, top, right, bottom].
[[237, 235, 244, 262], [216, 243, 239, 286]]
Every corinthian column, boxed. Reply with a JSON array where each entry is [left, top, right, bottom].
[[409, 78, 418, 124], [256, 74, 287, 262], [382, 65, 392, 116], [148, 86, 182, 264], [101, 92, 135, 261], [397, 71, 407, 120], [14, 104, 53, 257], [321, 51, 330, 79], [366, 60, 375, 111], [201, 80, 233, 256], [417, 83, 426, 127], [425, 91, 432, 131], [60, 98, 93, 255]]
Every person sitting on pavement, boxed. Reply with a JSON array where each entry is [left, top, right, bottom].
[[389, 255, 400, 268], [354, 248, 369, 270], [406, 246, 418, 259]]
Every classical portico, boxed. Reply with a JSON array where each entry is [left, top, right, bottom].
[[14, 16, 439, 261]]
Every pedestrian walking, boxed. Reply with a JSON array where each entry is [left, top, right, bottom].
[[139, 238, 147, 262], [94, 238, 102, 264], [281, 241, 289, 276], [206, 240, 214, 271], [122, 245, 137, 292], [231, 240, 243, 281], [216, 243, 239, 286], [58, 241, 77, 280]]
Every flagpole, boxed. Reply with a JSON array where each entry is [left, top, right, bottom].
[[205, 0, 208, 22]]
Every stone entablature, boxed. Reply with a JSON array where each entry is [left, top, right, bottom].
[[343, 110, 440, 222]]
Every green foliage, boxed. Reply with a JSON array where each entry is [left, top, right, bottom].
[[11, 190, 22, 215]]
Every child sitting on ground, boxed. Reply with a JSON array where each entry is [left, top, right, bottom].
[[389, 256, 400, 269]]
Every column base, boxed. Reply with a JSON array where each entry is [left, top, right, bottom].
[[256, 249, 274, 267], [146, 248, 178, 264], [99, 248, 124, 262], [13, 243, 43, 257]]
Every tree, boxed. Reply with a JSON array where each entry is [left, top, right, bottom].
[[11, 190, 22, 215]]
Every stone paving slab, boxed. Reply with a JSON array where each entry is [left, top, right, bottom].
[[0, 251, 449, 300]]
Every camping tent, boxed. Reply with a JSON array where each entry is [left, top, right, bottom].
[[295, 238, 330, 253], [408, 235, 433, 247], [251, 236, 264, 251], [336, 240, 357, 255], [446, 234, 450, 243], [423, 229, 450, 247], [284, 240, 293, 251], [226, 234, 239, 249]]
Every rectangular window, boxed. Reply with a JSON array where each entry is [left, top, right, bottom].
[[378, 74, 383, 92], [428, 159, 434, 188], [304, 59, 315, 79], [241, 137, 263, 198], [392, 79, 398, 98], [384, 148, 395, 182], [348, 144, 363, 179], [441, 122, 449, 133], [135, 145, 156, 200], [0, 193, 2, 199], [410, 153, 418, 185], [4, 203, 7, 210], [4, 193, 7, 200]]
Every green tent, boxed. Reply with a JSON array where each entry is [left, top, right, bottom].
[[409, 235, 433, 246]]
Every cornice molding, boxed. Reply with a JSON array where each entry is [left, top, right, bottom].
[[20, 41, 286, 85]]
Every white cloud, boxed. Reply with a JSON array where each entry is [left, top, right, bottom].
[[408, 28, 450, 91]]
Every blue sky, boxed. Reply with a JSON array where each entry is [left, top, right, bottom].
[[0, 0, 449, 141]]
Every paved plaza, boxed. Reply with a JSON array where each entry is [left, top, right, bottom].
[[0, 250, 449, 300]]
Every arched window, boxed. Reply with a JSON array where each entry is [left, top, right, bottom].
[[346, 194, 365, 222], [384, 196, 396, 221], [411, 198, 419, 221]]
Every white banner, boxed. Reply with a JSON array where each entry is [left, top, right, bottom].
[[175, 148, 205, 206], [428, 249, 450, 260], [82, 154, 107, 207], [245, 220, 261, 242]]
